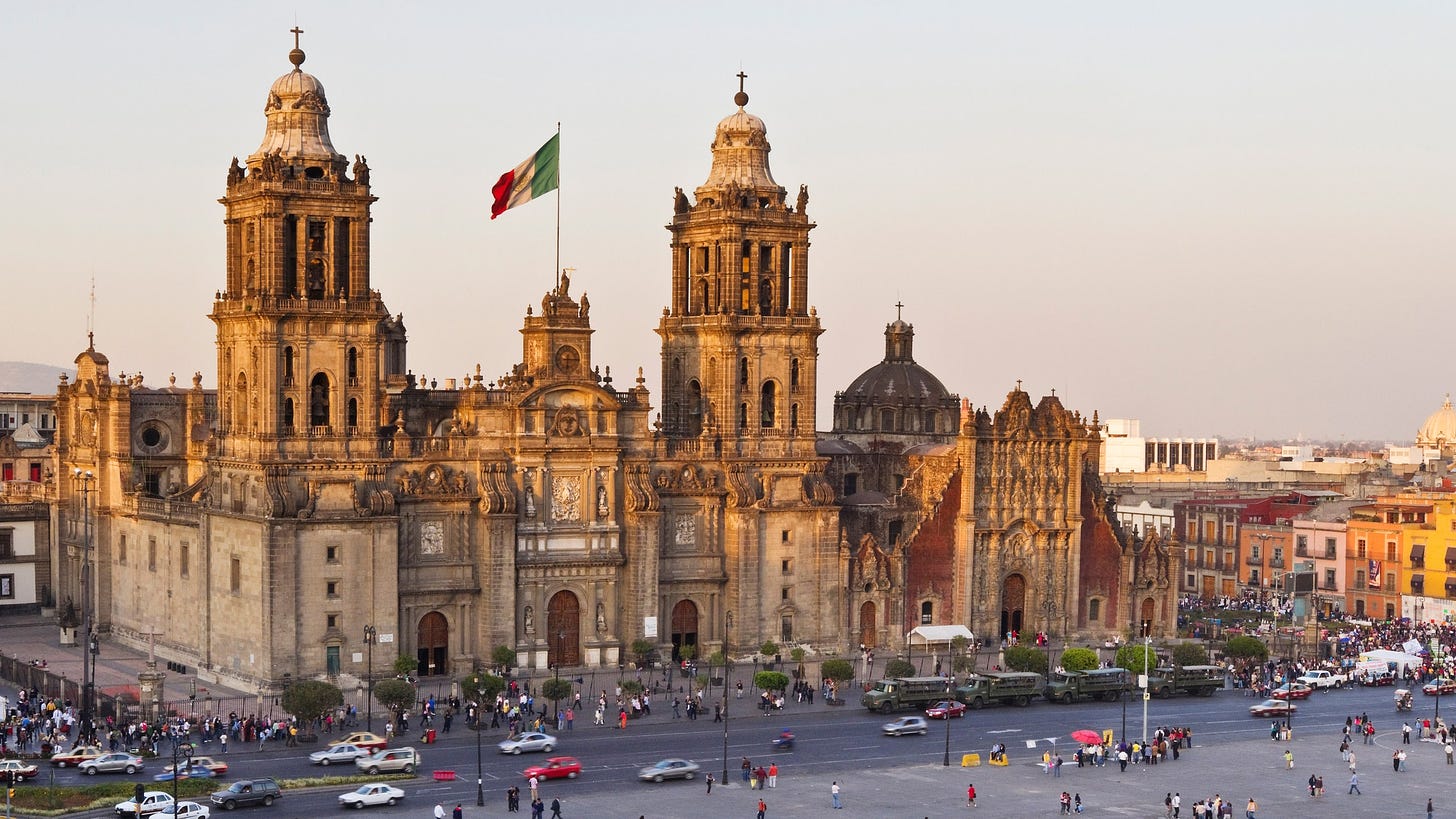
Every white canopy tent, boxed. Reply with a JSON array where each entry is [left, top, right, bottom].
[[905, 625, 977, 674]]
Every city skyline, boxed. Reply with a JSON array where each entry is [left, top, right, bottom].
[[4, 3, 1451, 442]]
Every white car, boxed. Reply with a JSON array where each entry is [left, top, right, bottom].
[[115, 791, 175, 817], [309, 743, 370, 766], [157, 801, 211, 819], [497, 732, 557, 755], [338, 784, 405, 810], [881, 716, 929, 736]]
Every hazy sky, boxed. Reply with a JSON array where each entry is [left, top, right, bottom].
[[5, 2, 1452, 442]]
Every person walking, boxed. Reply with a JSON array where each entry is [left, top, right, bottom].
[[434, 805, 446, 819], [1393, 750, 1401, 773], [1165, 793, 1174, 818], [529, 798, 543, 819], [1283, 749, 1293, 770], [1348, 771, 1361, 795], [1307, 774, 1317, 798], [1446, 742, 1453, 764], [1403, 722, 1412, 744], [506, 786, 520, 813], [756, 798, 766, 819], [768, 762, 777, 788], [742, 757, 752, 783], [1172, 792, 1181, 817], [967, 783, 977, 808], [1428, 797, 1434, 819], [831, 781, 842, 809], [1244, 797, 1257, 818], [453, 805, 463, 819], [549, 797, 562, 819]]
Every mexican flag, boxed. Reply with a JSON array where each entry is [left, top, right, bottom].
[[491, 134, 559, 219]]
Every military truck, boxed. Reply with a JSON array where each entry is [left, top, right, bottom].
[[953, 671, 1044, 709], [1148, 665, 1224, 698], [1043, 668, 1131, 703], [861, 676, 952, 713]]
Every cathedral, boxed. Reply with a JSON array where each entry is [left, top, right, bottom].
[[49, 37, 1177, 698]]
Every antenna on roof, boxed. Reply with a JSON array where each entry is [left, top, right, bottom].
[[87, 273, 96, 350]]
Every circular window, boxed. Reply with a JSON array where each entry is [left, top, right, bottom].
[[136, 423, 169, 454], [141, 428, 162, 447]]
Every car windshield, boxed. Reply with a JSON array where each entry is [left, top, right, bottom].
[[354, 786, 372, 794]]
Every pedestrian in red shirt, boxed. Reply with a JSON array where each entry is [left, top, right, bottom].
[[968, 783, 977, 807]]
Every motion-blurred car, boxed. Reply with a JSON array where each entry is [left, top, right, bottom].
[[354, 748, 419, 775], [637, 759, 699, 782], [925, 700, 967, 719], [497, 732, 557, 755], [1269, 683, 1312, 700], [157, 801, 211, 819], [1249, 699, 1297, 717], [329, 732, 388, 752], [309, 744, 370, 766], [881, 716, 929, 736], [153, 764, 216, 782], [80, 753, 145, 775], [1423, 678, 1456, 696], [522, 757, 581, 781], [115, 791, 175, 816], [0, 759, 39, 780], [51, 745, 105, 768], [337, 784, 405, 809], [165, 757, 228, 776]]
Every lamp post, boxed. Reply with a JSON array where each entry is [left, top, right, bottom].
[[169, 740, 193, 806], [74, 468, 95, 742], [1141, 634, 1151, 745], [362, 625, 376, 733], [474, 679, 485, 807], [720, 657, 732, 786], [1041, 596, 1057, 676], [941, 679, 953, 766]]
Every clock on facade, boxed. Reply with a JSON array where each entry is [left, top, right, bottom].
[[555, 345, 580, 375]]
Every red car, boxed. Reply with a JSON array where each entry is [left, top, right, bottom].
[[523, 756, 581, 781], [1422, 679, 1456, 696], [925, 700, 967, 719], [1269, 683, 1312, 701]]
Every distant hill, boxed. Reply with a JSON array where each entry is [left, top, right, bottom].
[[0, 361, 75, 394]]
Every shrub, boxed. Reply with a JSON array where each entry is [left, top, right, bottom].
[[491, 645, 518, 671], [458, 672, 506, 703], [1004, 645, 1048, 674], [281, 680, 343, 738], [1172, 642, 1210, 667], [884, 659, 916, 679], [1225, 635, 1270, 663], [1115, 644, 1156, 674], [372, 678, 417, 719], [755, 671, 789, 692], [759, 640, 780, 658], [1059, 647, 1099, 673], [821, 659, 855, 682], [541, 677, 574, 707]]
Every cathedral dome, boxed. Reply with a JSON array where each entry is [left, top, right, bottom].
[[247, 42, 345, 174], [1418, 395, 1456, 448], [832, 313, 959, 436], [697, 80, 780, 197]]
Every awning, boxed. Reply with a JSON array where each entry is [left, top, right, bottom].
[[1445, 578, 1456, 591], [1411, 544, 1426, 559], [906, 625, 976, 647], [1410, 574, 1424, 588], [1446, 546, 1456, 564]]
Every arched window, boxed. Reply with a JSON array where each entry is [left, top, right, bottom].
[[1088, 598, 1102, 622], [309, 373, 331, 428], [235, 371, 249, 431], [282, 397, 294, 430], [879, 408, 895, 432], [306, 258, 326, 299], [739, 358, 749, 386], [686, 379, 703, 435], [761, 381, 777, 428], [925, 410, 938, 434], [347, 348, 359, 382], [283, 347, 295, 386], [920, 600, 934, 625], [789, 403, 799, 433], [347, 398, 358, 428], [790, 359, 800, 390]]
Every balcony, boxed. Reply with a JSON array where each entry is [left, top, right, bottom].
[[1245, 553, 1263, 566], [1268, 557, 1286, 569]]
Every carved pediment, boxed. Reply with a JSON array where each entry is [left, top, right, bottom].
[[396, 464, 473, 498]]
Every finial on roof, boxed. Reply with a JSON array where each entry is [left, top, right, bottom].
[[1016, 379, 1022, 392], [288, 26, 306, 69], [734, 71, 749, 107], [894, 300, 904, 322], [87, 331, 94, 352]]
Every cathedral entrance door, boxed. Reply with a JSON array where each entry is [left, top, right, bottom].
[[416, 611, 448, 677], [859, 601, 877, 649], [1140, 597, 1156, 638], [670, 599, 698, 662], [547, 591, 581, 667], [1000, 574, 1026, 640]]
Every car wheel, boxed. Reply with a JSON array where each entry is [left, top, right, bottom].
[[262, 796, 274, 807], [321, 758, 330, 766], [653, 775, 664, 783], [368, 766, 380, 775], [513, 748, 522, 755], [542, 745, 553, 752], [354, 802, 366, 810], [56, 762, 67, 768], [684, 772, 694, 780], [566, 772, 577, 779], [403, 764, 414, 774], [224, 800, 238, 810], [85, 767, 97, 775], [126, 766, 137, 774], [386, 798, 397, 806]]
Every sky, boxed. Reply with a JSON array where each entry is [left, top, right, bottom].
[[4, 2, 1452, 442]]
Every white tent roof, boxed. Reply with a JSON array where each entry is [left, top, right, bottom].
[[906, 625, 975, 646]]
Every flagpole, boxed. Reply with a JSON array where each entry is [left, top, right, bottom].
[[555, 121, 562, 290]]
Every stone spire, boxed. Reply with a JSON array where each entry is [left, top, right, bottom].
[[248, 28, 345, 178], [697, 72, 782, 201]]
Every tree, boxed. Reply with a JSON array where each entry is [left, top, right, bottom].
[[884, 658, 916, 679], [393, 655, 419, 678], [541, 677, 574, 715], [677, 644, 696, 663], [1172, 642, 1210, 667], [373, 678, 417, 725], [1115, 643, 1156, 674], [1004, 645, 1048, 674], [821, 659, 855, 684], [459, 672, 506, 705], [491, 645, 517, 672], [708, 650, 727, 667], [1060, 647, 1099, 673], [619, 679, 645, 697], [630, 639, 655, 667], [759, 640, 780, 659], [1225, 635, 1270, 663], [755, 671, 789, 693], [281, 680, 343, 738]]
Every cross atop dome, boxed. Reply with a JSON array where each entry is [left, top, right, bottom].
[[735, 71, 749, 107], [288, 26, 306, 69]]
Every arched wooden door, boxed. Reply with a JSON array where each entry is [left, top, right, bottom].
[[1001, 574, 1026, 639], [1141, 597, 1156, 637], [670, 599, 698, 661], [859, 601, 877, 648], [416, 611, 448, 677], [547, 591, 581, 667]]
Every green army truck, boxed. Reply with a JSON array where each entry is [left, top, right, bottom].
[[1147, 665, 1223, 698], [861, 676, 951, 713], [953, 671, 1043, 709], [1043, 667, 1130, 703]]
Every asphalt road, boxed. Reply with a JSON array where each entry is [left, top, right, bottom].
[[41, 678, 1439, 817]]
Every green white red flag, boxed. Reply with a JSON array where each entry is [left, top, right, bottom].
[[491, 134, 559, 219]]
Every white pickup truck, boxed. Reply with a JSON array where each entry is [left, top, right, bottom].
[[1295, 670, 1348, 690]]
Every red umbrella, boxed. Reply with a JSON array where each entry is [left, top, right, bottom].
[[1070, 729, 1103, 745]]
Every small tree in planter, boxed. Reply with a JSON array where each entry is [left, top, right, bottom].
[[708, 650, 728, 685], [1003, 645, 1048, 675], [630, 639, 655, 669], [1059, 647, 1099, 673], [373, 678, 417, 733], [541, 677, 574, 717], [884, 658, 916, 679], [491, 645, 518, 675], [393, 655, 420, 680], [281, 680, 343, 741], [1172, 641, 1211, 667], [678, 643, 696, 665], [459, 672, 507, 726], [759, 641, 780, 666], [755, 670, 790, 695], [790, 647, 807, 679]]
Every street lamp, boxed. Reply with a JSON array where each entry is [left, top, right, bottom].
[[169, 740, 194, 806], [74, 468, 95, 742], [941, 678, 953, 766], [1141, 634, 1151, 745], [474, 678, 485, 806], [363, 625, 376, 732], [720, 656, 732, 786]]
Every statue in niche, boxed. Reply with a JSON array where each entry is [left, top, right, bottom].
[[596, 603, 607, 634], [524, 484, 537, 518], [353, 154, 370, 186], [596, 483, 608, 519], [523, 606, 534, 634]]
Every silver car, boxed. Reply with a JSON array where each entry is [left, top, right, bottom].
[[309, 743, 370, 766], [637, 758, 699, 782], [497, 732, 557, 755], [881, 716, 929, 736], [82, 752, 145, 775]]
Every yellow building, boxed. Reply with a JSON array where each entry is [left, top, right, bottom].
[[1346, 497, 1429, 621]]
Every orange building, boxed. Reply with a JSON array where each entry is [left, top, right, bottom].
[[1346, 498, 1430, 620]]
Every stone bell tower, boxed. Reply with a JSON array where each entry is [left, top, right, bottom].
[[657, 75, 821, 458], [211, 30, 406, 460]]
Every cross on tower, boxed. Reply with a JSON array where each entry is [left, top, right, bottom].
[[894, 300, 904, 321], [291, 26, 304, 49], [737, 71, 748, 93]]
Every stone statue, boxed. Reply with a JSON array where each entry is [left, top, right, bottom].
[[227, 157, 245, 186], [724, 180, 740, 209], [524, 606, 534, 634], [352, 154, 370, 186], [796, 184, 809, 214], [524, 484, 536, 518], [596, 603, 607, 634], [674, 186, 690, 213], [558, 268, 571, 297], [578, 292, 590, 319], [597, 483, 608, 518]]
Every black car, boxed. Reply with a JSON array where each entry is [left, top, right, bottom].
[[210, 779, 282, 810]]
